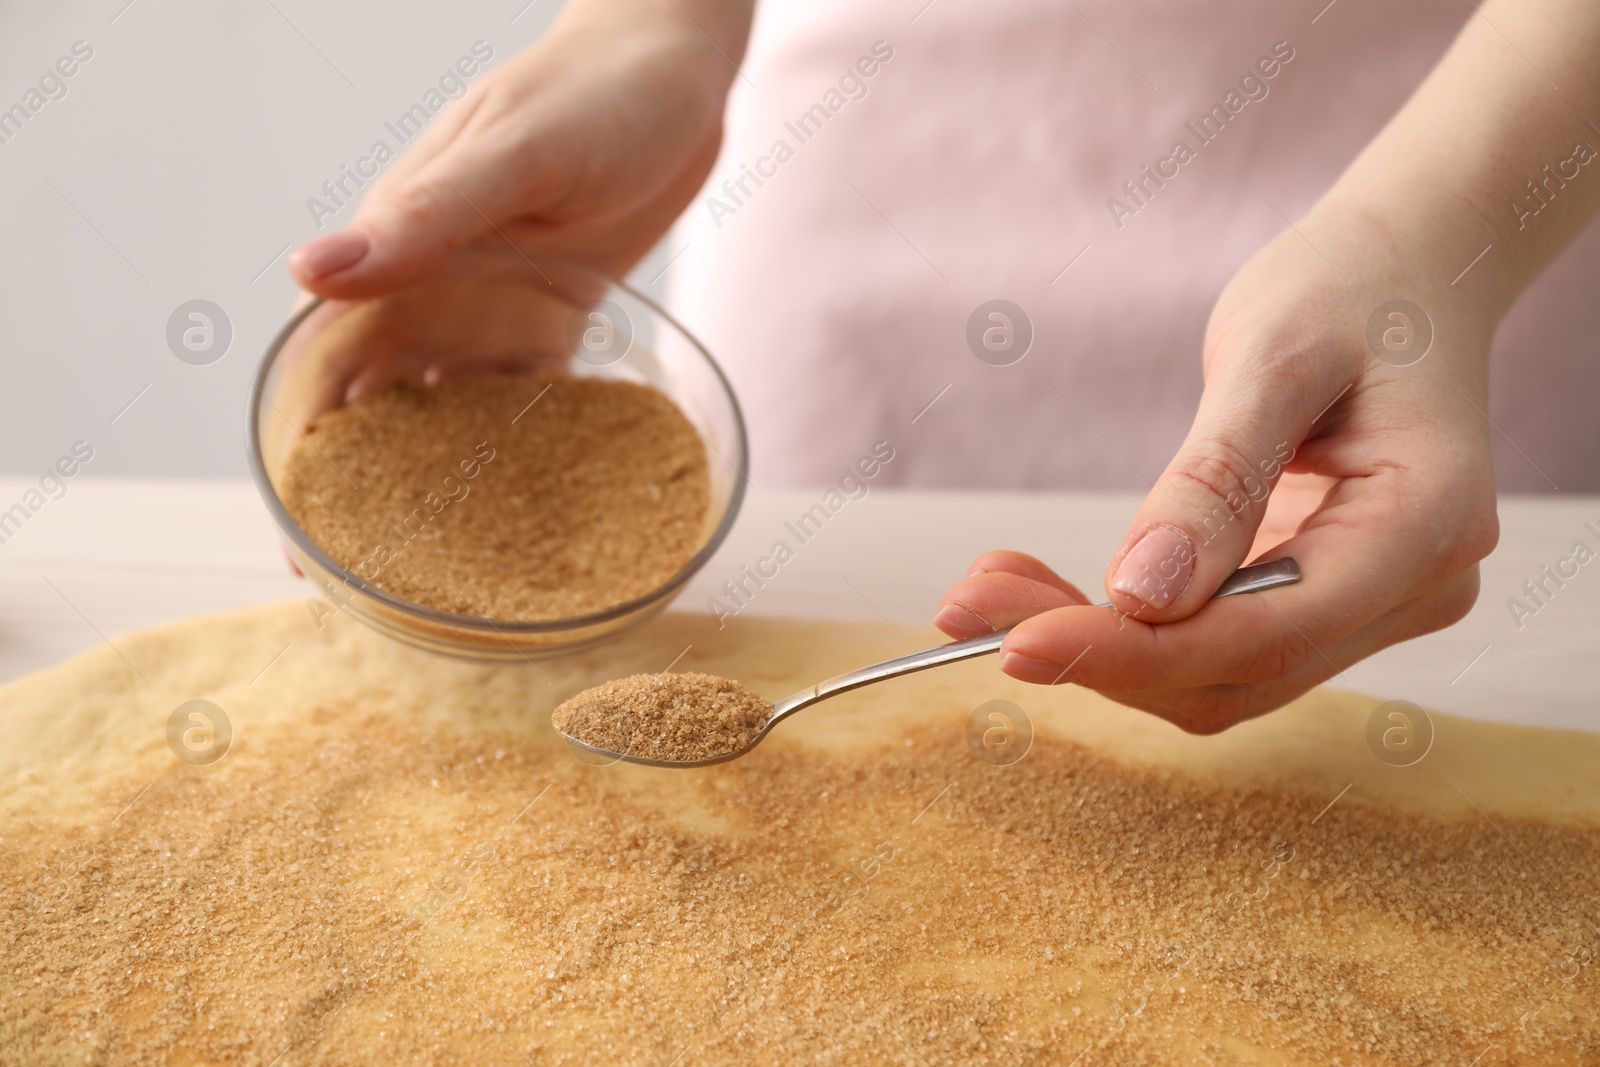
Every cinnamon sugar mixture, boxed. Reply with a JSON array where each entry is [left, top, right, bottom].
[[279, 377, 709, 621], [4, 720, 1596, 1065], [552, 672, 772, 762]]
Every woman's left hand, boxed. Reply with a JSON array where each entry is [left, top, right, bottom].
[[933, 205, 1501, 733]]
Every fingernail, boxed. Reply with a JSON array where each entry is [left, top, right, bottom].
[[934, 603, 991, 637], [1000, 651, 1071, 685], [1110, 524, 1195, 609], [289, 230, 370, 279], [423, 364, 444, 386]]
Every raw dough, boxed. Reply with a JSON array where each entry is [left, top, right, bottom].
[[2, 603, 1596, 1065]]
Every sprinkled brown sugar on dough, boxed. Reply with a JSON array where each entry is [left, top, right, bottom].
[[3, 717, 1597, 1066], [278, 376, 710, 621], [552, 672, 772, 761]]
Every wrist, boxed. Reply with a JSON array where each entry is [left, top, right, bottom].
[[1298, 193, 1505, 357], [558, 0, 754, 76], [1303, 0, 1600, 338], [549, 0, 752, 110]]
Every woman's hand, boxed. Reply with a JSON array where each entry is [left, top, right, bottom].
[[290, 0, 747, 296], [935, 208, 1499, 732], [281, 0, 752, 406]]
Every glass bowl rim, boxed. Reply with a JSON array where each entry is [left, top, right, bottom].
[[244, 252, 750, 637]]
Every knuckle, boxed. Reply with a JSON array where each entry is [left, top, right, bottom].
[[1428, 489, 1500, 577], [395, 181, 445, 227], [1457, 501, 1501, 566], [1165, 441, 1273, 541], [373, 179, 451, 236], [1173, 687, 1257, 733], [1177, 675, 1313, 732], [1435, 568, 1482, 631], [1235, 627, 1315, 684], [1177, 717, 1232, 737]]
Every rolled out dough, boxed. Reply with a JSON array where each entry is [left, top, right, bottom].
[[2, 602, 1596, 1065]]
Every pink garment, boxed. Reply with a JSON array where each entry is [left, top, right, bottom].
[[667, 0, 1600, 492]]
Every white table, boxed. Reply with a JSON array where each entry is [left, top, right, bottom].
[[0, 479, 1595, 731]]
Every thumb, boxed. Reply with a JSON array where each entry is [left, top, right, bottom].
[[287, 150, 511, 300], [1106, 376, 1311, 620]]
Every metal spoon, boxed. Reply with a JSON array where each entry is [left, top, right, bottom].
[[558, 557, 1301, 768]]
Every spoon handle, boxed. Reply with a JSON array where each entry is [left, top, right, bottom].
[[771, 557, 1301, 719]]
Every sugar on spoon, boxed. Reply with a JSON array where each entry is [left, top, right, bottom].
[[553, 557, 1301, 768]]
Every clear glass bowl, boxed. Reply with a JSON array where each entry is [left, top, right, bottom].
[[246, 249, 747, 661]]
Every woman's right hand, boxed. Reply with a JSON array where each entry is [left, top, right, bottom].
[[287, 0, 750, 300]]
